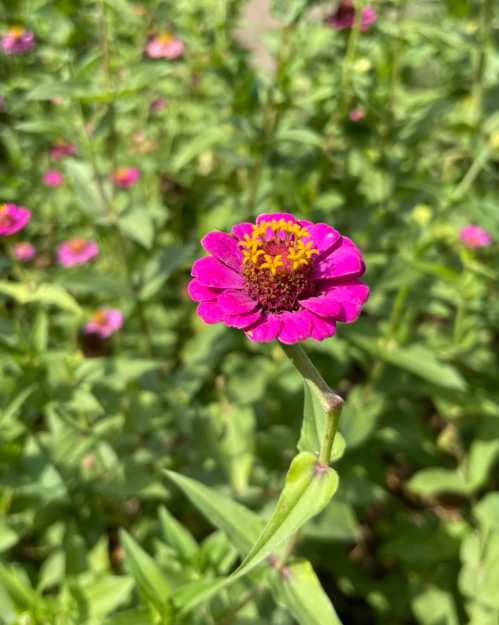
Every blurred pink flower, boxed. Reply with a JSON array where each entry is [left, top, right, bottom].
[[57, 239, 99, 267], [112, 167, 140, 188], [349, 107, 366, 121], [459, 225, 492, 249], [14, 241, 36, 262], [325, 2, 377, 32], [145, 33, 184, 60], [0, 203, 31, 236], [149, 97, 167, 113], [84, 308, 124, 338], [42, 169, 64, 187], [1, 27, 35, 55], [50, 140, 76, 160]]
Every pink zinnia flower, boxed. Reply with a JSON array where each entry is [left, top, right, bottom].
[[325, 1, 377, 32], [14, 242, 36, 262], [57, 238, 99, 267], [112, 167, 140, 188], [188, 213, 369, 344], [49, 140, 76, 161], [0, 203, 31, 236], [84, 308, 124, 338], [145, 33, 184, 60], [349, 107, 365, 122], [42, 169, 64, 187], [459, 225, 492, 249], [1, 27, 35, 55]]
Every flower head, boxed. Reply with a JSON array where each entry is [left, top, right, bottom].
[[145, 32, 184, 60], [349, 107, 366, 122], [14, 241, 36, 262], [459, 225, 492, 249], [0, 203, 31, 236], [325, 2, 377, 32], [84, 308, 123, 338], [1, 27, 35, 55], [42, 169, 64, 187], [112, 167, 140, 188], [57, 238, 99, 267], [149, 97, 167, 113], [50, 140, 76, 160], [188, 213, 369, 344]]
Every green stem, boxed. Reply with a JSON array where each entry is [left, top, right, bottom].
[[281, 344, 343, 466]]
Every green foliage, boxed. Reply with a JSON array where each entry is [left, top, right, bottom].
[[1, 0, 499, 623]]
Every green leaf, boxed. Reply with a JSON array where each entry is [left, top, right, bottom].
[[0, 522, 18, 553], [165, 471, 263, 555], [104, 608, 152, 625], [119, 209, 155, 249], [171, 127, 229, 172], [233, 452, 338, 580], [120, 530, 172, 612], [270, 559, 343, 625], [298, 380, 345, 462], [475, 494, 499, 531], [0, 282, 82, 315], [158, 506, 199, 561], [64, 159, 107, 218]]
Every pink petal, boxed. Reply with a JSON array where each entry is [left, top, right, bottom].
[[201, 231, 243, 271], [277, 311, 312, 344], [231, 222, 254, 240], [299, 294, 342, 319], [302, 310, 336, 341], [314, 238, 364, 280], [223, 308, 262, 329], [256, 213, 298, 226], [197, 301, 225, 324], [192, 256, 244, 289], [187, 279, 220, 302], [308, 223, 341, 254], [218, 290, 258, 314], [245, 313, 282, 342], [322, 282, 369, 323]]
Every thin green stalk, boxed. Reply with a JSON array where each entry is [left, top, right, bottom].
[[281, 343, 343, 466], [339, 1, 363, 114]]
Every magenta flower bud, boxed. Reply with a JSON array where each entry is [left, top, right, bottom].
[[188, 213, 369, 344], [1, 27, 35, 55], [325, 2, 377, 32], [459, 225, 492, 249], [49, 140, 77, 161], [112, 167, 140, 188], [84, 308, 124, 338], [42, 169, 64, 187], [145, 33, 184, 60], [349, 107, 365, 122], [14, 241, 36, 262], [57, 238, 99, 267], [0, 203, 32, 236], [149, 97, 167, 113]]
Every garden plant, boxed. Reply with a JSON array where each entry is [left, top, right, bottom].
[[0, 0, 499, 624]]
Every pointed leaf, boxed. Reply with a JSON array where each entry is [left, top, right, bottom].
[[233, 452, 338, 580], [158, 506, 199, 561]]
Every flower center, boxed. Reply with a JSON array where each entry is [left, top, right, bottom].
[[91, 310, 108, 326], [8, 27, 25, 38], [0, 204, 13, 228], [239, 219, 319, 312], [158, 33, 174, 44], [68, 238, 87, 253]]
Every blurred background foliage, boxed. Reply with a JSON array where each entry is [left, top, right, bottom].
[[0, 0, 499, 623]]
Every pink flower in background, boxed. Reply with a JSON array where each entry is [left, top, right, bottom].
[[325, 1, 377, 32], [459, 225, 492, 249], [112, 167, 140, 188], [149, 97, 167, 113], [349, 107, 366, 122], [57, 238, 99, 267], [14, 242, 36, 262], [42, 169, 64, 187], [84, 308, 124, 338], [145, 33, 184, 60], [1, 27, 35, 55], [0, 203, 31, 236], [188, 213, 369, 344], [50, 140, 76, 160]]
